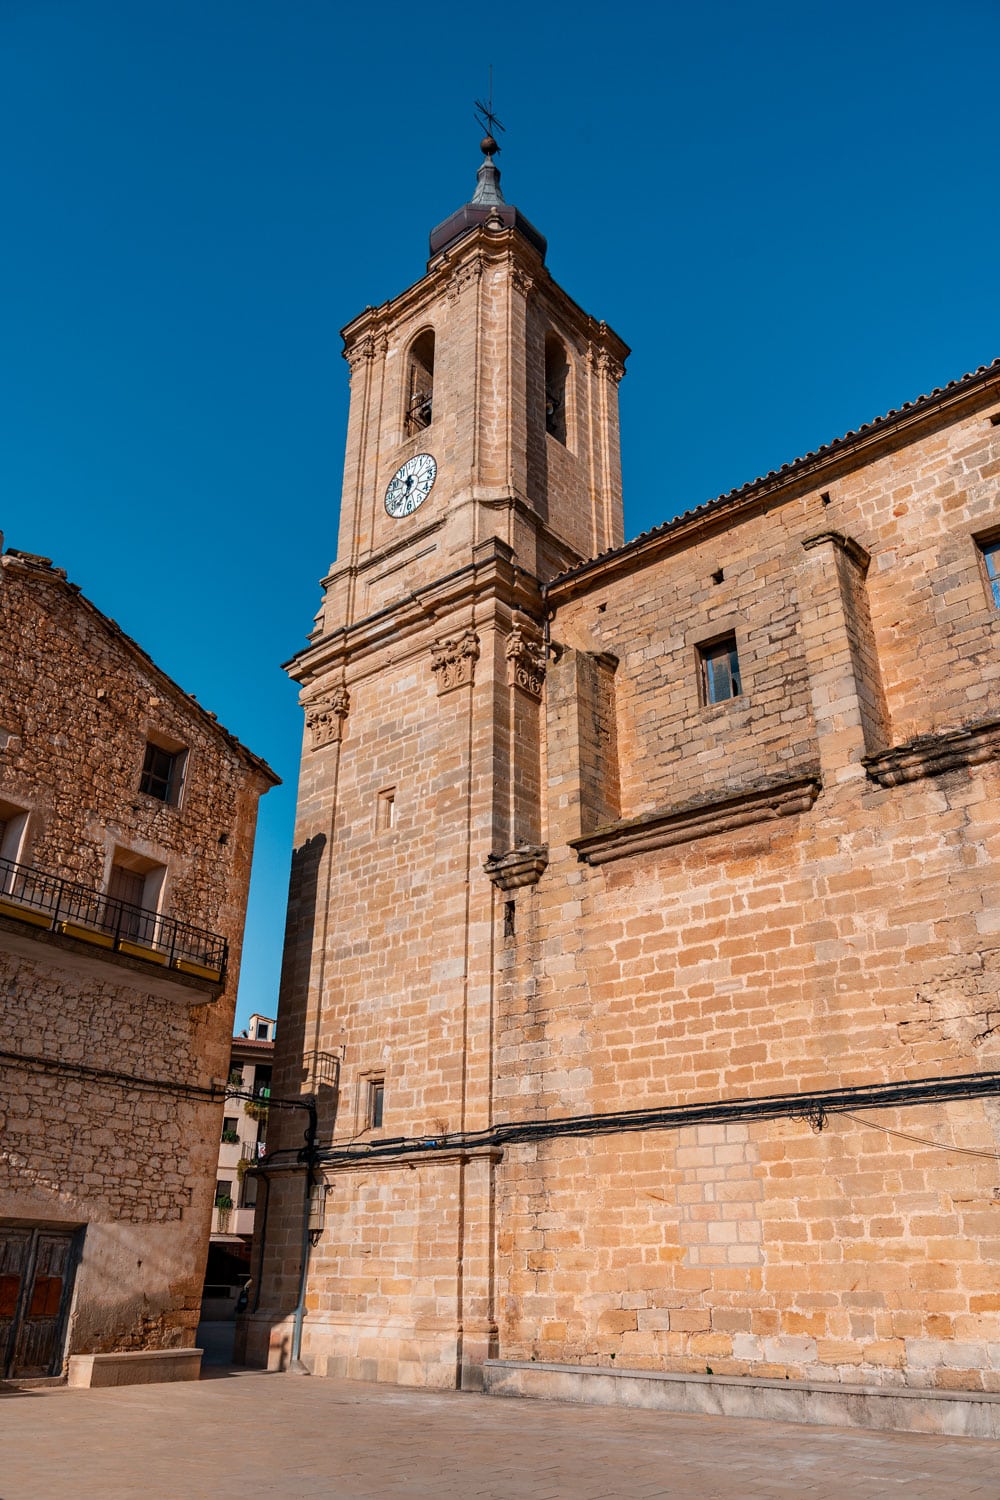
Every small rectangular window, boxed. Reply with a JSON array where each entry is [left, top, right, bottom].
[[221, 1117, 239, 1142], [979, 538, 1000, 610], [376, 787, 396, 832], [699, 635, 742, 704], [367, 1079, 385, 1130], [139, 740, 186, 803], [215, 1180, 233, 1207]]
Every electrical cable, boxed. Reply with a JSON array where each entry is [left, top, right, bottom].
[[838, 1110, 1000, 1160]]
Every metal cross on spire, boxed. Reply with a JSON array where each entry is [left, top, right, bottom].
[[474, 66, 505, 150]]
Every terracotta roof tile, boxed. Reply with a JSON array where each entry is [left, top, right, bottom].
[[547, 359, 1000, 592]]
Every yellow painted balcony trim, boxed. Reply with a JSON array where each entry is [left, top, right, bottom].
[[59, 920, 115, 948], [0, 898, 53, 928], [174, 957, 223, 981], [117, 939, 169, 966]]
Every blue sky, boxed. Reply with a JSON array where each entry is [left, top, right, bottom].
[[3, 1, 999, 1029]]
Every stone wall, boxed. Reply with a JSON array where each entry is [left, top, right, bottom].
[[0, 547, 274, 1366], [256, 275, 1000, 1402]]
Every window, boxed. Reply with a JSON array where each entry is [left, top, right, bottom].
[[376, 787, 396, 832], [405, 330, 434, 435], [221, 1117, 239, 1143], [367, 1079, 385, 1130], [544, 334, 568, 444], [215, 1180, 233, 1208], [700, 635, 742, 704], [105, 851, 165, 943], [139, 738, 186, 804], [979, 537, 1000, 609], [0, 799, 29, 887], [254, 1020, 270, 1041]]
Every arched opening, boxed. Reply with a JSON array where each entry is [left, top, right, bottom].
[[544, 334, 569, 445], [405, 330, 435, 436]]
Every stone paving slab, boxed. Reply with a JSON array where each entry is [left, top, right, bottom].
[[1, 1369, 998, 1500]]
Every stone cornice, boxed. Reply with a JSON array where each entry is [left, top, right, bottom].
[[570, 776, 823, 865], [286, 544, 544, 686], [863, 717, 1000, 787], [319, 515, 447, 592], [546, 368, 1000, 607], [340, 226, 628, 374]]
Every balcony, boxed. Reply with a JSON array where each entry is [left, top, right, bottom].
[[212, 1205, 256, 1237], [0, 855, 228, 987]]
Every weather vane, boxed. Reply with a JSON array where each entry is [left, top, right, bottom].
[[474, 65, 505, 149]]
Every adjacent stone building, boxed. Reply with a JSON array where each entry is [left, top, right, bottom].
[[201, 1016, 275, 1319], [247, 138, 1000, 1429], [0, 542, 277, 1384]]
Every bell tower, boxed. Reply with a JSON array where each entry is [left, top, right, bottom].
[[253, 136, 628, 1391], [316, 136, 629, 635]]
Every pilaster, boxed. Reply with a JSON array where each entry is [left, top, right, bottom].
[[798, 531, 890, 785]]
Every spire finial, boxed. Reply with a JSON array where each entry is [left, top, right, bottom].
[[474, 65, 505, 159]]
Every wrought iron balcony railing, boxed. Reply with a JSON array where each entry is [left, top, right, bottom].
[[0, 855, 227, 981]]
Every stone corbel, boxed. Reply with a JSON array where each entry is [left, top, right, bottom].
[[484, 845, 549, 890], [430, 631, 480, 695], [505, 624, 547, 698], [305, 686, 351, 749]]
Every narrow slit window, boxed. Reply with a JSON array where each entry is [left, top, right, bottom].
[[700, 636, 742, 705], [376, 787, 396, 831], [405, 330, 434, 435], [367, 1079, 385, 1130], [979, 538, 1000, 609]]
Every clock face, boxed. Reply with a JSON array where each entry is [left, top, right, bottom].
[[384, 452, 437, 518]]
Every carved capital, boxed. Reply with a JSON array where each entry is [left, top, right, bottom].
[[588, 323, 625, 384], [344, 329, 388, 374], [447, 255, 485, 304], [511, 265, 534, 299], [431, 631, 480, 695], [505, 624, 547, 698], [306, 686, 351, 749]]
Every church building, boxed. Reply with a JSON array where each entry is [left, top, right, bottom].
[[245, 135, 1000, 1434]]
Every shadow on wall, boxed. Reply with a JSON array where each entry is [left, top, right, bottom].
[[244, 833, 337, 1331]]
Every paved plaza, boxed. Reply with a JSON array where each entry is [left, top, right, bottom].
[[2, 1368, 999, 1500]]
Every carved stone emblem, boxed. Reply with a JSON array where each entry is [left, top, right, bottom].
[[446, 255, 485, 304], [511, 265, 534, 299], [431, 631, 480, 695], [506, 625, 547, 698], [306, 686, 350, 749]]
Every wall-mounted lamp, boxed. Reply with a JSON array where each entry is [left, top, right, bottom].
[[307, 1181, 327, 1246]]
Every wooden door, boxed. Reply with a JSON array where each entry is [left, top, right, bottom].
[[0, 1225, 81, 1379]]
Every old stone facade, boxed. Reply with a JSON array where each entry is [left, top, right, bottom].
[[247, 140, 1000, 1416], [0, 543, 276, 1381]]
